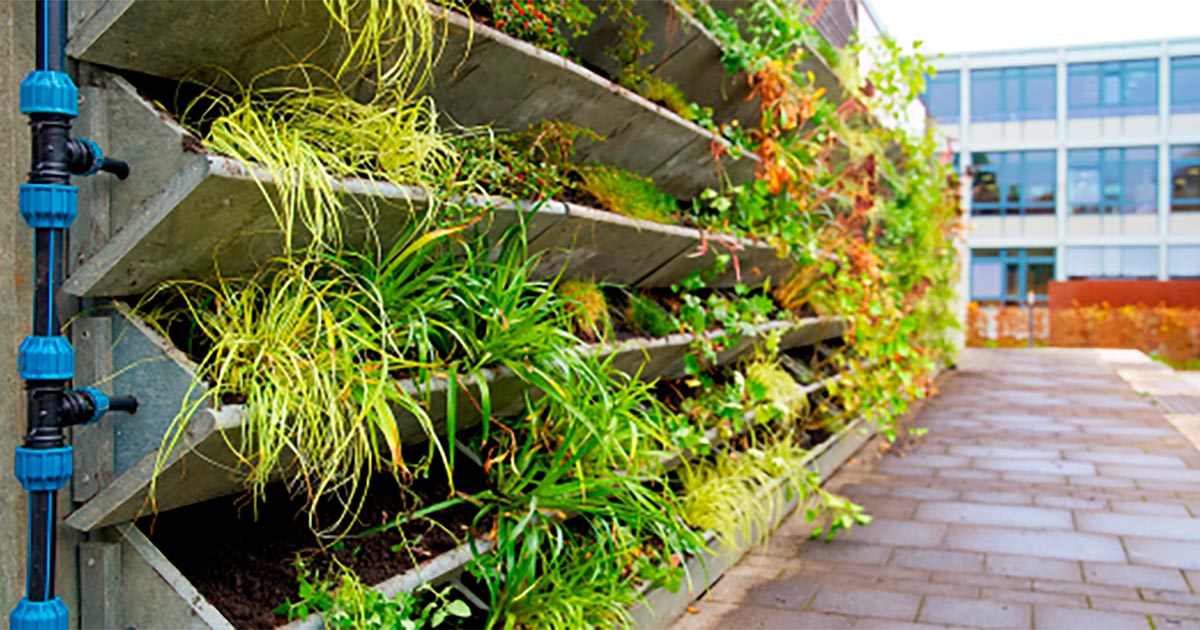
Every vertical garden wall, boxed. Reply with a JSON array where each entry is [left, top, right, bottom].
[[36, 0, 965, 628]]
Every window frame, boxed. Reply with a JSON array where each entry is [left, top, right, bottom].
[[1171, 56, 1200, 114], [922, 70, 961, 125], [1171, 145, 1200, 213], [1068, 59, 1159, 118], [1066, 246, 1160, 279], [970, 150, 1058, 216], [969, 65, 1057, 123], [970, 248, 1056, 303], [1067, 147, 1159, 215]]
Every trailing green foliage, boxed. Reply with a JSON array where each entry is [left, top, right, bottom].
[[276, 561, 472, 629], [624, 292, 678, 338]]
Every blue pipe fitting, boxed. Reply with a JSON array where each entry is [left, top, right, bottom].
[[9, 596, 67, 630], [19, 184, 77, 229], [18, 336, 74, 381], [19, 70, 77, 117], [74, 138, 103, 176], [13, 446, 72, 492], [75, 387, 109, 425]]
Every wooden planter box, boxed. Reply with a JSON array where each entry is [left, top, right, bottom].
[[67, 1, 755, 199]]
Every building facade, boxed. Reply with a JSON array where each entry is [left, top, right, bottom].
[[927, 38, 1200, 304]]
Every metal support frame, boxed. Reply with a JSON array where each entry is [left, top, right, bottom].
[[11, 2, 136, 628]]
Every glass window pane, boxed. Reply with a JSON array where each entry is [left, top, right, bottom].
[[1123, 161, 1157, 213], [1069, 149, 1100, 166], [1026, 248, 1056, 257], [1172, 57, 1200, 111], [1172, 146, 1200, 161], [1172, 145, 1200, 211], [1026, 68, 1056, 117], [971, 70, 1002, 121], [1124, 61, 1158, 110], [1005, 263, 1021, 297], [1102, 72, 1122, 106], [1102, 247, 1122, 277], [1069, 167, 1101, 209], [1025, 152, 1056, 206], [1069, 64, 1100, 115], [1168, 246, 1200, 277], [924, 71, 960, 124], [1066, 247, 1103, 277], [1027, 263, 1054, 296], [1004, 73, 1022, 115], [1121, 247, 1159, 278], [971, 260, 1004, 298]]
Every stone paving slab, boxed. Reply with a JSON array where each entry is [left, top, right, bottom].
[[671, 349, 1200, 629]]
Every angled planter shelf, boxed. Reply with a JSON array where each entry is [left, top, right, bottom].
[[66, 69, 788, 297], [630, 417, 874, 628], [570, 0, 843, 128], [67, 0, 755, 198], [66, 314, 844, 532], [92, 345, 856, 630], [110, 522, 492, 630]]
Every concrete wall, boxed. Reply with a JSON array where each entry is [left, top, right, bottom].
[[1, 2, 79, 624]]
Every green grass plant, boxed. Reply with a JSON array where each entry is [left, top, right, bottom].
[[579, 164, 679, 224], [557, 279, 611, 342], [624, 292, 678, 337]]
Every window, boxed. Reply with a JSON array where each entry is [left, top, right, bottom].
[[1068, 59, 1158, 117], [971, 248, 1056, 302], [970, 151, 1056, 216], [1171, 145, 1200, 212], [1066, 246, 1159, 278], [922, 70, 960, 124], [1067, 147, 1157, 215], [1168, 246, 1200, 277], [970, 66, 1056, 122], [1171, 56, 1200, 114]]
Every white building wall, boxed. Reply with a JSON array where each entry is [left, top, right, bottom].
[[933, 36, 1200, 294]]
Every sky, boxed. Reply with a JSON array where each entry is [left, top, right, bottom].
[[867, 0, 1200, 56]]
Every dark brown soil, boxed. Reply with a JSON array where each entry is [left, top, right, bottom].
[[143, 463, 488, 629]]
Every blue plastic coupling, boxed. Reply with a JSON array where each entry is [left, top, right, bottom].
[[75, 138, 105, 176], [9, 596, 67, 630], [18, 336, 74, 382], [13, 447, 72, 493], [75, 387, 109, 425], [19, 70, 77, 117], [19, 184, 77, 229]]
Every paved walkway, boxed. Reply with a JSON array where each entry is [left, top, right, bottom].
[[675, 348, 1200, 629]]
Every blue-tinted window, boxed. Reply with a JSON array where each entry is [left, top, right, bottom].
[[1067, 147, 1157, 215], [1171, 56, 1200, 113], [922, 70, 960, 124], [1066, 246, 1159, 278], [1068, 59, 1158, 117], [1171, 145, 1200, 212], [970, 151, 1056, 216], [971, 248, 1056, 302], [969, 66, 1056, 122]]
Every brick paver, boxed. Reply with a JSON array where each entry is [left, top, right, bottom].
[[673, 349, 1200, 629]]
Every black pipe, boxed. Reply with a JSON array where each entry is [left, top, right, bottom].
[[12, 2, 137, 627], [36, 0, 67, 72]]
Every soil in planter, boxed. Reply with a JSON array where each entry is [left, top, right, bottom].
[[142, 461, 489, 629]]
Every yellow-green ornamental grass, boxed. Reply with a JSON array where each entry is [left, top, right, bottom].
[[579, 164, 679, 224], [557, 279, 611, 341]]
